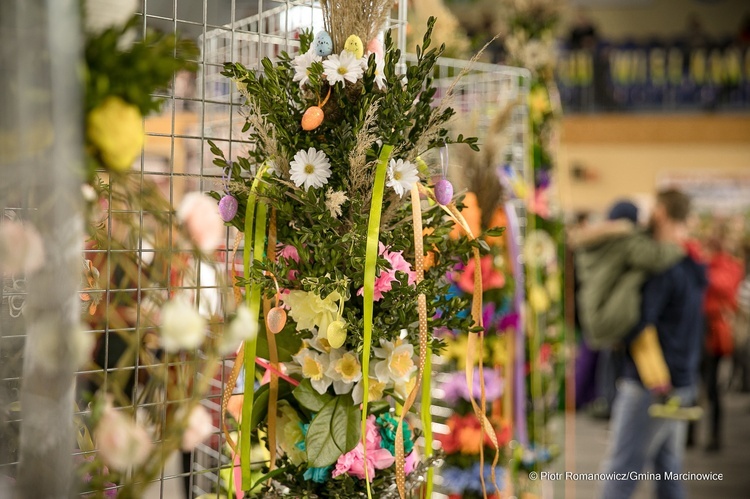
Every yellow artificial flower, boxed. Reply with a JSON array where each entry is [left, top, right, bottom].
[[529, 284, 550, 313], [284, 290, 341, 339], [277, 401, 305, 465], [443, 335, 469, 369], [546, 273, 561, 303], [490, 336, 509, 367], [352, 376, 387, 405], [529, 86, 551, 124], [87, 96, 144, 172]]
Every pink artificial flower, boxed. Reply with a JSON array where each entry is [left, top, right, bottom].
[[277, 244, 301, 281], [456, 255, 505, 294], [383, 247, 417, 285], [181, 405, 214, 451], [332, 415, 395, 480], [277, 244, 300, 262], [405, 449, 419, 475], [95, 398, 152, 471], [357, 243, 416, 301]]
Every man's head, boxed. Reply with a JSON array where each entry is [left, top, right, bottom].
[[650, 188, 691, 237], [607, 200, 638, 224]]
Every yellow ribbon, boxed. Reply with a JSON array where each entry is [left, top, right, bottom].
[[264, 209, 279, 481], [394, 185, 429, 498], [361, 144, 394, 498], [430, 191, 500, 499]]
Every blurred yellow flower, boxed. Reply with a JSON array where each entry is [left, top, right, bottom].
[[87, 96, 144, 172], [277, 401, 305, 465], [529, 86, 551, 124], [529, 284, 550, 313]]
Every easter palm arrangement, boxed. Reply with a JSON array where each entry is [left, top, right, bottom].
[[209, 2, 503, 497]]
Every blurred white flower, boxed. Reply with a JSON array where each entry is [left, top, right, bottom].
[[219, 305, 258, 355], [160, 298, 207, 352], [373, 57, 386, 90], [95, 398, 152, 471], [180, 405, 214, 451]]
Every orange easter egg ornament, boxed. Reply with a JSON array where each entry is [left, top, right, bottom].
[[266, 306, 287, 334], [301, 106, 324, 131]]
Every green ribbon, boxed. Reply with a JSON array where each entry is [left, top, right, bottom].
[[241, 170, 268, 491], [361, 144, 393, 498]]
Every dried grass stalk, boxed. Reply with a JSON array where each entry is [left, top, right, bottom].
[[348, 101, 380, 195], [237, 86, 289, 178], [320, 0, 392, 52]]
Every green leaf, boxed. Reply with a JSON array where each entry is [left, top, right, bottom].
[[293, 379, 334, 412], [255, 327, 302, 363], [250, 378, 295, 428], [305, 396, 361, 468], [484, 226, 506, 237], [249, 466, 290, 491]]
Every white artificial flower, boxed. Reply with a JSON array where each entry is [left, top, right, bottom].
[[351, 376, 387, 405], [326, 349, 362, 394], [323, 51, 364, 86], [325, 188, 349, 218], [292, 348, 332, 394], [160, 298, 207, 352], [85, 0, 138, 34], [373, 57, 386, 90], [289, 147, 332, 191], [292, 50, 322, 87], [219, 305, 258, 355], [386, 158, 419, 198], [373, 338, 417, 385]]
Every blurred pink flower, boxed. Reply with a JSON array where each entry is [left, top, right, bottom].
[[181, 405, 214, 451], [405, 449, 419, 475], [456, 255, 505, 294], [95, 398, 152, 471]]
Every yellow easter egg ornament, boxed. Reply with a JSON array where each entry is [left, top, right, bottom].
[[344, 35, 364, 59], [301, 106, 325, 131]]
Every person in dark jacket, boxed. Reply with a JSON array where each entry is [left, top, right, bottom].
[[600, 189, 708, 499]]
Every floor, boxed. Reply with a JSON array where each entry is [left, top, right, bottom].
[[551, 390, 750, 499]]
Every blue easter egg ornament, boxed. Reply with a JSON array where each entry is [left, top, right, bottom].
[[313, 31, 333, 57]]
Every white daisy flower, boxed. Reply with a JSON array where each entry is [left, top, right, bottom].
[[289, 147, 332, 190], [323, 51, 364, 86], [373, 57, 386, 90], [292, 50, 322, 88], [386, 158, 419, 198], [292, 348, 332, 394]]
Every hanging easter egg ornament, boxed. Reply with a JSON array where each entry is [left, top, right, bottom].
[[313, 30, 333, 57], [366, 38, 384, 60], [344, 34, 364, 59], [301, 87, 332, 131], [218, 194, 238, 221], [434, 179, 453, 206], [434, 144, 454, 205], [263, 270, 288, 334], [266, 306, 287, 334]]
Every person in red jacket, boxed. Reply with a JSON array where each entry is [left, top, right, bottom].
[[702, 226, 744, 451]]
